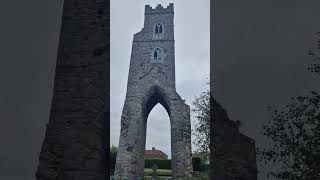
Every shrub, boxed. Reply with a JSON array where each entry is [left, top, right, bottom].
[[192, 157, 202, 171], [110, 145, 117, 175], [145, 158, 171, 169], [144, 168, 172, 176]]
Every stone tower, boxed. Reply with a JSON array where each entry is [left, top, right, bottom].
[[36, 0, 108, 179], [114, 3, 192, 179]]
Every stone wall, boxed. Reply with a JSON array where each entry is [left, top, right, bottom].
[[211, 97, 257, 180], [36, 0, 108, 179]]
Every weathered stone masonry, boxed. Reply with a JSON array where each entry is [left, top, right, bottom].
[[36, 0, 108, 179], [211, 97, 257, 180], [114, 4, 193, 179]]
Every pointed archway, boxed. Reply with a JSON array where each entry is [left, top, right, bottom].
[[143, 87, 172, 171], [115, 85, 192, 179], [114, 3, 192, 179]]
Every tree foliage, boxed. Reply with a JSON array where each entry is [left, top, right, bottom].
[[192, 157, 202, 171], [259, 32, 320, 179], [259, 92, 320, 179], [192, 89, 210, 161], [110, 145, 118, 175]]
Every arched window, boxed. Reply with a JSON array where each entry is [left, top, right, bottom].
[[154, 23, 162, 34], [155, 26, 159, 34], [154, 51, 158, 59], [153, 23, 164, 40], [152, 48, 163, 62]]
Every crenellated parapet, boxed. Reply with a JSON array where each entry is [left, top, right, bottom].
[[145, 3, 174, 15]]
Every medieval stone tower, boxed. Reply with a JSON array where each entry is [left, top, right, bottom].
[[36, 0, 108, 179], [115, 3, 193, 179]]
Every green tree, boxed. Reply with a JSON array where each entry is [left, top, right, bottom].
[[192, 157, 202, 171], [192, 88, 210, 161], [259, 32, 320, 179], [259, 92, 320, 179], [110, 145, 117, 175]]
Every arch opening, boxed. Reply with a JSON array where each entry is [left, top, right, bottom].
[[145, 104, 171, 160], [142, 87, 170, 120], [143, 87, 172, 167]]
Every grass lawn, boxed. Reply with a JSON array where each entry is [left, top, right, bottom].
[[144, 168, 171, 179], [143, 169, 209, 180], [144, 168, 171, 173]]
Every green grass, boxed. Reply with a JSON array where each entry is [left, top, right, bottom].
[[143, 169, 209, 180], [144, 168, 171, 177], [143, 176, 171, 180], [144, 168, 171, 173]]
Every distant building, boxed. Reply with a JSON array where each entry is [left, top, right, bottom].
[[144, 147, 168, 160]]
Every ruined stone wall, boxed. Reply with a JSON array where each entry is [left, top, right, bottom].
[[211, 97, 257, 180], [36, 0, 108, 179]]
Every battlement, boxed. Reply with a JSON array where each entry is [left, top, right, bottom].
[[145, 3, 174, 15]]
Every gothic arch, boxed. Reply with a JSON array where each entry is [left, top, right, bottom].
[[142, 86, 170, 120]]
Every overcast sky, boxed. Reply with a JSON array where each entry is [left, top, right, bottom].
[[110, 0, 210, 158]]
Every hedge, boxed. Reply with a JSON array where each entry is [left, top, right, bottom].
[[144, 157, 209, 172], [192, 157, 209, 172], [144, 168, 172, 176], [145, 158, 171, 169], [192, 157, 202, 171]]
